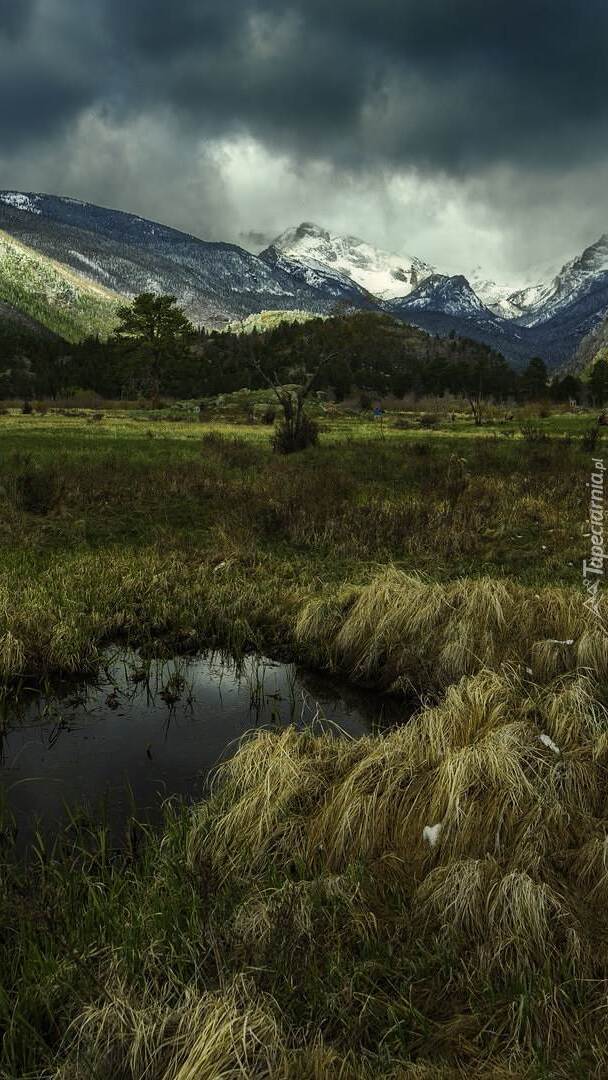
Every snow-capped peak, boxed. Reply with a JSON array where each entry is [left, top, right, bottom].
[[510, 234, 608, 325], [467, 267, 523, 319], [263, 222, 436, 300], [398, 273, 489, 317]]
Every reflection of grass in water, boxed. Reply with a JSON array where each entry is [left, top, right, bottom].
[[0, 654, 202, 787], [245, 658, 299, 726], [105, 654, 195, 712], [243, 658, 355, 733]]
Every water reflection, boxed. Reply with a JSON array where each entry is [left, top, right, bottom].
[[0, 650, 402, 847]]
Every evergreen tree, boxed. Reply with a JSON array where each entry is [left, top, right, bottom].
[[113, 294, 194, 400], [551, 373, 582, 403], [589, 357, 608, 406], [520, 356, 548, 400]]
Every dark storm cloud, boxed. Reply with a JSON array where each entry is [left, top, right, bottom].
[[0, 1, 109, 148], [0, 0, 36, 38], [94, 0, 608, 172], [1, 0, 607, 174]]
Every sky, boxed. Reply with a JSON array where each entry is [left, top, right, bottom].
[[1, 0, 607, 283]]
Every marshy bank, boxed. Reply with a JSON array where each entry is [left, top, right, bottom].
[[2, 556, 608, 699], [0, 649, 400, 851]]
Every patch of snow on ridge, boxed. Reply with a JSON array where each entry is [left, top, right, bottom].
[[0, 192, 41, 214], [68, 251, 111, 279]]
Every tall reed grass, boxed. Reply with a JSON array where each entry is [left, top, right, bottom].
[[296, 566, 608, 690]]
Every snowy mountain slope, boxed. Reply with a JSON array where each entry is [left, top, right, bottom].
[[510, 235, 608, 326], [467, 249, 576, 320], [0, 228, 121, 341], [476, 254, 565, 320], [383, 274, 537, 366], [262, 222, 435, 300], [0, 193, 42, 215], [0, 193, 376, 329], [260, 244, 378, 307], [467, 268, 522, 319], [531, 273, 608, 368]]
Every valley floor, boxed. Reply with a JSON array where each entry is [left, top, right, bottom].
[[1, 406, 608, 1077]]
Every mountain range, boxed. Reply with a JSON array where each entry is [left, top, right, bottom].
[[1, 189, 607, 370]]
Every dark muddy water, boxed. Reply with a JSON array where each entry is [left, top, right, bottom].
[[0, 650, 403, 848]]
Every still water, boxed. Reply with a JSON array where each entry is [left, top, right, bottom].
[[0, 650, 401, 847]]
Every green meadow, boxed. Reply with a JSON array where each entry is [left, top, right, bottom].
[[2, 402, 608, 1077]]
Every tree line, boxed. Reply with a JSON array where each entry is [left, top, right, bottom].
[[1, 293, 606, 407]]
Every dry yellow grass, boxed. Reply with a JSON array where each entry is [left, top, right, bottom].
[[189, 664, 607, 977], [191, 664, 608, 889], [296, 567, 608, 689], [55, 977, 287, 1079]]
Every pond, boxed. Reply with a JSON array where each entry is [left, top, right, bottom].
[[0, 650, 403, 850]]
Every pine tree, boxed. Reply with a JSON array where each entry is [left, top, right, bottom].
[[113, 293, 193, 401], [521, 356, 548, 400], [589, 357, 608, 406]]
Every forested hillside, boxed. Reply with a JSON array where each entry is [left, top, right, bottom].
[[0, 307, 584, 405]]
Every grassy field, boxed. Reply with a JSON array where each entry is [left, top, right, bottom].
[[0, 405, 600, 677], [2, 403, 608, 1077]]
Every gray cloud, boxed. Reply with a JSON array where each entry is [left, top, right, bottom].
[[94, 0, 608, 172], [0, 0, 607, 278], [0, 0, 36, 38]]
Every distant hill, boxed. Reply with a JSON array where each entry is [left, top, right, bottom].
[[194, 310, 515, 403], [225, 309, 323, 334], [0, 229, 120, 342]]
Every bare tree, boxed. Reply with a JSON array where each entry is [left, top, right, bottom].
[[252, 350, 336, 452], [467, 387, 485, 427], [465, 359, 488, 427]]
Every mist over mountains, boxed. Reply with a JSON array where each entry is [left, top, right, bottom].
[[1, 190, 607, 369]]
